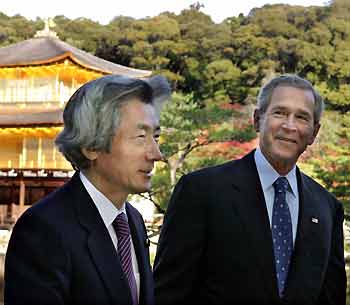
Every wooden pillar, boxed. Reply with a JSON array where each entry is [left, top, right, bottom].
[[53, 144, 57, 169], [22, 138, 27, 168], [19, 180, 25, 208], [38, 137, 42, 168]]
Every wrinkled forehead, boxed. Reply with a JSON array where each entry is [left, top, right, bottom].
[[269, 85, 316, 107], [119, 99, 160, 126]]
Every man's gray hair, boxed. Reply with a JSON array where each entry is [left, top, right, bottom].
[[257, 74, 324, 124], [55, 74, 171, 170]]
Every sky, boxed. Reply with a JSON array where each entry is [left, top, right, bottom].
[[1, 0, 328, 24]]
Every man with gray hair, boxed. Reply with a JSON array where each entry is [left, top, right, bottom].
[[5, 74, 171, 305], [154, 74, 346, 305]]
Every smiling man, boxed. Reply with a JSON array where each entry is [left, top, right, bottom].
[[154, 74, 346, 305], [5, 74, 170, 305]]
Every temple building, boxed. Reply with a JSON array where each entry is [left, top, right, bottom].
[[0, 21, 151, 227]]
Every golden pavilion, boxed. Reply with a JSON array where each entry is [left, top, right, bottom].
[[0, 21, 151, 227]]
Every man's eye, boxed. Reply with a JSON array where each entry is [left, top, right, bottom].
[[273, 110, 284, 116], [136, 135, 146, 140], [297, 115, 309, 121]]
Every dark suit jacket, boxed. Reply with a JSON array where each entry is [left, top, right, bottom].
[[154, 150, 346, 305], [5, 172, 154, 305]]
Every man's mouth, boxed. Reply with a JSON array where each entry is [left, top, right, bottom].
[[140, 169, 154, 177], [276, 136, 297, 144]]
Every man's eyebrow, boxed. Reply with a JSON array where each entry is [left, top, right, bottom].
[[297, 109, 313, 116], [137, 123, 161, 132], [270, 105, 312, 115], [270, 105, 286, 110]]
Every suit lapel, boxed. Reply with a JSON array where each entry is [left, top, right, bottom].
[[71, 173, 133, 305], [284, 170, 330, 302], [87, 231, 132, 305], [126, 203, 150, 305], [229, 151, 280, 300]]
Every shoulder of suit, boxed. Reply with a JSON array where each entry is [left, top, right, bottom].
[[300, 171, 343, 210], [126, 201, 140, 214], [126, 202, 144, 220], [184, 159, 238, 179], [18, 177, 77, 228], [300, 171, 331, 195], [182, 151, 253, 183], [172, 159, 242, 195]]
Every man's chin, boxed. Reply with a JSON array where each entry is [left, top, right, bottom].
[[273, 147, 298, 161], [273, 152, 299, 171], [133, 185, 151, 195]]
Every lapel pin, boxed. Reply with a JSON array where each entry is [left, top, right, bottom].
[[311, 217, 319, 224], [145, 238, 150, 247]]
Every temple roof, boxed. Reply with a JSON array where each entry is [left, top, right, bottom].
[[0, 37, 151, 78], [0, 105, 63, 127]]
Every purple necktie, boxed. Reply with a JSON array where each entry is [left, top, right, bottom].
[[272, 177, 293, 297], [113, 212, 138, 305]]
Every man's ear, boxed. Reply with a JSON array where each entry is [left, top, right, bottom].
[[253, 109, 261, 132], [308, 123, 320, 145], [81, 148, 98, 161]]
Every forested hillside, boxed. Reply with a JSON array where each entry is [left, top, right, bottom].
[[0, 0, 349, 211]]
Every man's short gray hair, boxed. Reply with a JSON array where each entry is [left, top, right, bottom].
[[257, 74, 324, 124], [55, 74, 171, 170]]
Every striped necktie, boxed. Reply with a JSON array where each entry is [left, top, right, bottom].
[[113, 212, 138, 305]]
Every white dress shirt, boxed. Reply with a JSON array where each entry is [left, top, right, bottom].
[[79, 172, 140, 300], [254, 148, 299, 244]]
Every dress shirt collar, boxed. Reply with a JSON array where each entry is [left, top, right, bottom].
[[79, 171, 126, 227], [254, 148, 298, 197]]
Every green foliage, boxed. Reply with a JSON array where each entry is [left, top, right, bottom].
[[322, 114, 350, 205], [160, 93, 203, 159], [2, 2, 349, 111], [190, 155, 228, 169], [150, 92, 251, 210], [149, 164, 172, 211], [203, 59, 241, 101], [299, 111, 350, 210], [312, 156, 350, 201], [208, 121, 256, 143], [0, 2, 349, 211]]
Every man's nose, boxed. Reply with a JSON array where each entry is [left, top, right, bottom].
[[147, 139, 163, 161], [282, 115, 297, 131]]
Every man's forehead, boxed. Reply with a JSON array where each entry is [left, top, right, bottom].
[[272, 85, 314, 98], [270, 86, 315, 103]]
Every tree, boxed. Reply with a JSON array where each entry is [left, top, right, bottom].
[[203, 59, 241, 101], [0, 1, 349, 212], [146, 93, 256, 211], [299, 111, 350, 212]]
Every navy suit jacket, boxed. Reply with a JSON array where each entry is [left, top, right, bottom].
[[154, 150, 346, 305], [5, 172, 154, 305]]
